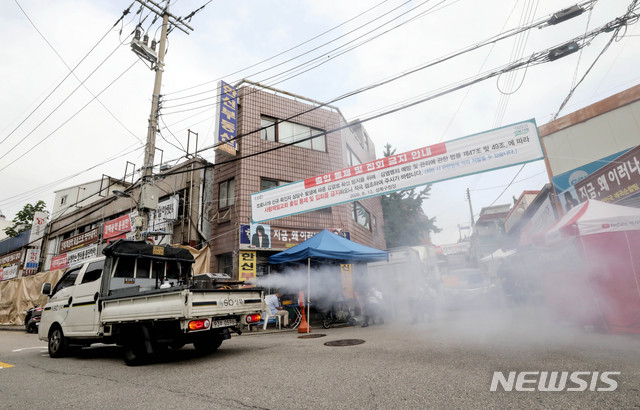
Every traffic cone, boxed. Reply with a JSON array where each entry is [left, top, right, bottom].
[[298, 290, 310, 333]]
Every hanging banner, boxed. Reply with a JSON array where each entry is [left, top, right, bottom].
[[0, 265, 19, 281], [251, 119, 543, 222], [59, 227, 99, 253], [214, 80, 238, 156], [66, 244, 98, 267], [103, 214, 132, 240], [238, 250, 256, 286]]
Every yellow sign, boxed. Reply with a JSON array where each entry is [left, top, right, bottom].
[[340, 264, 354, 299], [152, 246, 164, 256], [238, 251, 256, 286]]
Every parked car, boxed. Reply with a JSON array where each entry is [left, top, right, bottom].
[[440, 268, 500, 309]]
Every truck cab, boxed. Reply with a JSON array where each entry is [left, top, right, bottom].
[[39, 257, 105, 339]]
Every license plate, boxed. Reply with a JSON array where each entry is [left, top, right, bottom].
[[212, 319, 236, 328]]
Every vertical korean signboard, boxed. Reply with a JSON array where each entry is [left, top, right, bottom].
[[23, 249, 41, 276], [215, 80, 238, 156], [238, 251, 256, 286], [28, 211, 49, 248], [340, 264, 354, 299]]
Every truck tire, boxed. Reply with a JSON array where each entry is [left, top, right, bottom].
[[48, 326, 68, 358], [122, 325, 152, 366], [123, 339, 149, 366], [193, 332, 223, 354]]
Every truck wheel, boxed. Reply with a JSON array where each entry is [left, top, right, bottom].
[[123, 339, 149, 366], [48, 327, 68, 358], [193, 332, 223, 354]]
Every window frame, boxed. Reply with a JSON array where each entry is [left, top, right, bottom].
[[259, 115, 326, 152], [219, 179, 235, 208], [351, 201, 371, 231]]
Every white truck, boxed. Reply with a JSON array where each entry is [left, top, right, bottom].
[[38, 240, 265, 365]]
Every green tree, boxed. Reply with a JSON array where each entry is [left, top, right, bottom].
[[380, 143, 440, 248], [3, 200, 48, 237]]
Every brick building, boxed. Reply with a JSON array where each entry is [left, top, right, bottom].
[[209, 81, 386, 277]]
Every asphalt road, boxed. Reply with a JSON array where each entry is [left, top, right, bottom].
[[1, 308, 639, 409]]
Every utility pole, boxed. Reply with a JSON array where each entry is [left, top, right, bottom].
[[131, 0, 193, 239], [466, 188, 475, 226]]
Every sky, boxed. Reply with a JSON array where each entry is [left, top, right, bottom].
[[1, 0, 639, 245]]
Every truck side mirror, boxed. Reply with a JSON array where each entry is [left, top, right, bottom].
[[42, 282, 52, 296]]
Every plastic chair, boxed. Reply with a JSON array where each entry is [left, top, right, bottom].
[[263, 308, 281, 330]]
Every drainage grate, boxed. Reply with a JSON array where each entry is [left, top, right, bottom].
[[297, 334, 327, 339], [324, 339, 365, 347]]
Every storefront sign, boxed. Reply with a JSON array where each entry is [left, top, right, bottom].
[[0, 249, 25, 266], [0, 265, 19, 281], [59, 227, 99, 253], [28, 211, 49, 247], [149, 196, 178, 227], [215, 80, 238, 156], [103, 214, 132, 239], [575, 145, 640, 204], [23, 248, 40, 276], [238, 251, 256, 286], [251, 120, 542, 222], [239, 225, 350, 250]]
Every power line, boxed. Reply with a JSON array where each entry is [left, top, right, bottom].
[[156, 10, 640, 182], [162, 0, 392, 99], [0, 32, 139, 163], [0, 1, 135, 147], [162, 0, 447, 112], [13, 0, 144, 147], [0, 60, 140, 173]]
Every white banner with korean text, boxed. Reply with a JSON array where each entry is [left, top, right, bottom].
[[251, 120, 543, 223]]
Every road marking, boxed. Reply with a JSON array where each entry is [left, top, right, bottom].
[[12, 347, 47, 352], [0, 362, 15, 368]]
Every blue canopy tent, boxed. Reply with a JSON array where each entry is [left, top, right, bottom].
[[269, 229, 389, 264], [269, 230, 388, 332]]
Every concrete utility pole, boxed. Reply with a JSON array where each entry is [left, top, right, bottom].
[[132, 0, 193, 240], [466, 188, 475, 226]]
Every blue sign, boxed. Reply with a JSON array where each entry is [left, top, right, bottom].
[[215, 80, 238, 156]]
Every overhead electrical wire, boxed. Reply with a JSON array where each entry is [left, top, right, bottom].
[[161, 0, 425, 111], [0, 21, 143, 164], [180, 1, 606, 152], [163, 0, 392, 100], [0, 1, 135, 147], [151, 7, 640, 184], [0, 59, 140, 173], [13, 0, 144, 147]]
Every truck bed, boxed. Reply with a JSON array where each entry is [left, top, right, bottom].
[[100, 287, 264, 323]]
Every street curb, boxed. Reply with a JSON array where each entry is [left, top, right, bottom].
[[0, 325, 25, 332]]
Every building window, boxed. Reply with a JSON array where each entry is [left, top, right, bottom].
[[351, 202, 371, 230], [260, 178, 288, 191], [260, 115, 326, 152], [60, 195, 67, 206], [219, 179, 235, 208], [217, 253, 233, 276], [347, 147, 361, 166], [261, 116, 276, 141]]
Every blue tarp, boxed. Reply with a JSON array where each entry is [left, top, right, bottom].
[[269, 229, 388, 264]]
